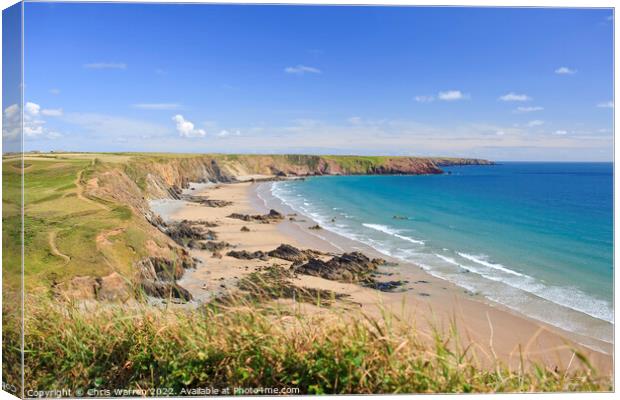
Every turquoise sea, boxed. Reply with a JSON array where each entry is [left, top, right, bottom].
[[270, 162, 613, 345]]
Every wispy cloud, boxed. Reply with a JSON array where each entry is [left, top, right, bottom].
[[438, 90, 469, 101], [499, 92, 531, 102], [61, 112, 170, 142], [83, 62, 127, 69], [553, 130, 568, 135], [172, 115, 206, 138], [284, 65, 321, 75], [132, 103, 181, 110], [41, 108, 63, 117], [217, 129, 241, 138], [49, 88, 61, 95], [527, 120, 545, 127], [597, 101, 614, 108], [554, 66, 577, 75], [514, 106, 543, 113], [414, 95, 435, 103]]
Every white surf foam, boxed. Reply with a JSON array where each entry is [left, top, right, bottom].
[[457, 252, 525, 277], [438, 252, 614, 324], [363, 223, 425, 245], [270, 180, 614, 335]]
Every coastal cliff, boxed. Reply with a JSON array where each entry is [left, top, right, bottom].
[[118, 154, 493, 199], [17, 153, 492, 303]]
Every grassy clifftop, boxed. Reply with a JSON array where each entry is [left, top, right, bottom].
[[4, 152, 492, 293], [115, 153, 492, 198]]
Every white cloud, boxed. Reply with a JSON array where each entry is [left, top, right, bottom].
[[25, 102, 41, 115], [3, 104, 21, 141], [527, 120, 545, 127], [83, 62, 127, 69], [49, 88, 61, 95], [132, 103, 181, 110], [284, 65, 321, 75], [414, 95, 435, 103], [555, 66, 576, 75], [553, 130, 568, 135], [348, 116, 363, 124], [499, 92, 531, 102], [172, 114, 206, 138], [597, 101, 614, 108], [24, 101, 62, 139], [4, 102, 65, 140], [495, 130, 505, 136], [438, 90, 468, 101], [514, 106, 543, 113], [4, 103, 19, 119]]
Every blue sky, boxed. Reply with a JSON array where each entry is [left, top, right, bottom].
[[4, 3, 614, 160]]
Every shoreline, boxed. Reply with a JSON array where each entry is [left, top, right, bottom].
[[257, 178, 614, 349], [167, 179, 612, 374]]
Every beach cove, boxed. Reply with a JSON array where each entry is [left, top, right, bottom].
[[153, 177, 612, 374]]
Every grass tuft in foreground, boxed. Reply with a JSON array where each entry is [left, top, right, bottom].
[[5, 294, 610, 395]]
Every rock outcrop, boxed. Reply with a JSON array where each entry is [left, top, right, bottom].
[[227, 209, 284, 223], [268, 244, 308, 264], [135, 256, 195, 302], [267, 244, 328, 264], [293, 252, 385, 283], [164, 221, 217, 245], [226, 250, 270, 261]]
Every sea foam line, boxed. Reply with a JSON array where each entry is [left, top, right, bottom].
[[457, 252, 525, 277], [362, 223, 425, 245], [435, 253, 613, 324]]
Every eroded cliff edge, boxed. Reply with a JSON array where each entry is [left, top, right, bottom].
[[46, 153, 492, 302], [118, 154, 493, 200]]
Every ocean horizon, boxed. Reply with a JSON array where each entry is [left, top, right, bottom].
[[270, 162, 613, 347]]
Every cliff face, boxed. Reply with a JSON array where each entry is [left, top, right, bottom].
[[117, 154, 492, 199], [62, 153, 492, 302]]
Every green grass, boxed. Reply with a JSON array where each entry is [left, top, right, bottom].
[[2, 156, 165, 291], [5, 294, 609, 395]]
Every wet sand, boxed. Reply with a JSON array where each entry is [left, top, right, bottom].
[[167, 180, 612, 374]]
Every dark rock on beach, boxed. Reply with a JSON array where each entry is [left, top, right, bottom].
[[267, 244, 330, 264], [188, 240, 232, 252], [165, 220, 217, 245], [364, 280, 408, 292], [228, 209, 284, 223], [226, 249, 270, 261], [182, 194, 233, 208], [268, 244, 308, 264], [293, 252, 385, 283]]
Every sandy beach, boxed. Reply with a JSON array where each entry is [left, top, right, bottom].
[[163, 179, 612, 374]]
